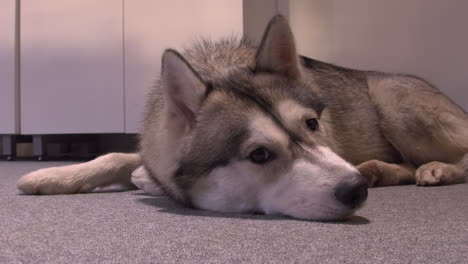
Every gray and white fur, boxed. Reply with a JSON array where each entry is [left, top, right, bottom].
[[17, 15, 468, 221]]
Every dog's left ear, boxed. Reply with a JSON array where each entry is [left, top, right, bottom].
[[255, 15, 301, 80], [161, 50, 206, 129]]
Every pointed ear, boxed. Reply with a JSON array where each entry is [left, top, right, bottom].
[[161, 49, 206, 129], [255, 15, 301, 79]]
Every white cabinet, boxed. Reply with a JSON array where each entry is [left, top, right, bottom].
[[124, 0, 243, 133], [2, 1, 243, 136], [20, 0, 125, 134], [0, 0, 17, 134]]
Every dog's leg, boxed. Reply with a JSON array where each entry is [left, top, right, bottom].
[[357, 160, 416, 187], [17, 153, 141, 195], [367, 74, 468, 186], [415, 153, 468, 186]]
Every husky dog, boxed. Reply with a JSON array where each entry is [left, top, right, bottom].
[[17, 16, 468, 221]]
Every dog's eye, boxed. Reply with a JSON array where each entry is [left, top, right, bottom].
[[249, 147, 271, 164], [306, 118, 319, 131]]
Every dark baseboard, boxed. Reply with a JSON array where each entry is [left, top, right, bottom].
[[1, 133, 139, 161]]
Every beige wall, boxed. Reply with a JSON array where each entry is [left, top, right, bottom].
[[285, 0, 334, 62], [331, 0, 468, 111], [243, 0, 278, 43], [245, 0, 468, 111]]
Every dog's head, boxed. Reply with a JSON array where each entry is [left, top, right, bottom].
[[142, 15, 368, 221]]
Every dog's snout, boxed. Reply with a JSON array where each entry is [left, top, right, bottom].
[[334, 177, 368, 209]]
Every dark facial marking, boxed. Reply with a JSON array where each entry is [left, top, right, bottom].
[[219, 75, 306, 145], [173, 106, 249, 191]]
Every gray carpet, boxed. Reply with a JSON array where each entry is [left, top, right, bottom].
[[1, 161, 467, 264]]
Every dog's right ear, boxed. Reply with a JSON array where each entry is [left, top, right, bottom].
[[255, 15, 301, 80], [161, 50, 206, 130]]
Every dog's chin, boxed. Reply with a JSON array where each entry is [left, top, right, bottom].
[[257, 204, 358, 222], [315, 202, 367, 222], [261, 210, 353, 222], [286, 202, 366, 222], [316, 211, 357, 222], [301, 212, 354, 222]]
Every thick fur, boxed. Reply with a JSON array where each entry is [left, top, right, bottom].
[[17, 16, 467, 221]]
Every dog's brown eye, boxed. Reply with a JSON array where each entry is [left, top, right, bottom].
[[306, 118, 319, 131], [249, 147, 271, 164]]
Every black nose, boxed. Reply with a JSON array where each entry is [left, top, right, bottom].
[[334, 179, 368, 209]]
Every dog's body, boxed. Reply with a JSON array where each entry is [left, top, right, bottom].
[[17, 16, 468, 221]]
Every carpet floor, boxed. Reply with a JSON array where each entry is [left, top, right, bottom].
[[1, 161, 467, 263]]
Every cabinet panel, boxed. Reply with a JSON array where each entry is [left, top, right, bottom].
[[0, 0, 17, 134], [124, 0, 243, 133], [20, 0, 124, 134]]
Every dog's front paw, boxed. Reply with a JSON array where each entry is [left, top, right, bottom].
[[17, 167, 91, 195], [415, 162, 462, 186], [131, 166, 165, 196]]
